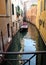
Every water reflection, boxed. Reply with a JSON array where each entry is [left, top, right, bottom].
[[21, 24, 37, 65], [22, 38, 36, 65], [21, 23, 46, 65]]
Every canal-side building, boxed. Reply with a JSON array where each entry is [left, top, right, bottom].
[[0, 0, 12, 52], [26, 8, 31, 21], [36, 0, 46, 45], [11, 0, 19, 35], [26, 4, 37, 25], [30, 4, 37, 25], [0, 0, 23, 52], [11, 0, 23, 35]]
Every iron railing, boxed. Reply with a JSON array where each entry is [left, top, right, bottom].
[[0, 51, 46, 65]]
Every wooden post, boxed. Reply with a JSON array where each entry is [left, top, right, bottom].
[[11, 27, 13, 38], [36, 54, 38, 65], [1, 31, 5, 51]]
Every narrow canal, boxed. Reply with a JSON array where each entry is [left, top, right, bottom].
[[2, 23, 46, 65]]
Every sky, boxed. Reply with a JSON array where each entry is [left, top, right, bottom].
[[22, 0, 38, 9], [22, 0, 37, 4], [15, 0, 38, 10]]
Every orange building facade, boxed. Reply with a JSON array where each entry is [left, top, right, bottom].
[[0, 0, 12, 52], [26, 5, 37, 25]]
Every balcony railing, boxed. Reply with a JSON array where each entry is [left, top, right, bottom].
[[0, 51, 46, 65]]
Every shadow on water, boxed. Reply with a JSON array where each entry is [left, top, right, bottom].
[[1, 31, 27, 65], [36, 33, 46, 65]]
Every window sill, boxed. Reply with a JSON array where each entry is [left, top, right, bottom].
[[0, 15, 10, 18]]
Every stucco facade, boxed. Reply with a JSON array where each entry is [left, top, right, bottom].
[[11, 0, 20, 35], [26, 5, 37, 25], [0, 0, 20, 52], [36, 0, 46, 45], [0, 0, 12, 51]]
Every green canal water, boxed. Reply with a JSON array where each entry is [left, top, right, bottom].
[[1, 23, 46, 65]]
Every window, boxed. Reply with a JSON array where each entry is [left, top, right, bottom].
[[43, 21, 44, 27], [39, 19, 42, 25], [13, 22, 14, 27], [12, 4, 14, 15], [7, 24, 10, 37], [40, 0, 42, 12], [6, 0, 8, 15], [44, 22, 46, 29], [44, 0, 46, 10]]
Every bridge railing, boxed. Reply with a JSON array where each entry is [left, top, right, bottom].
[[0, 51, 46, 65]]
